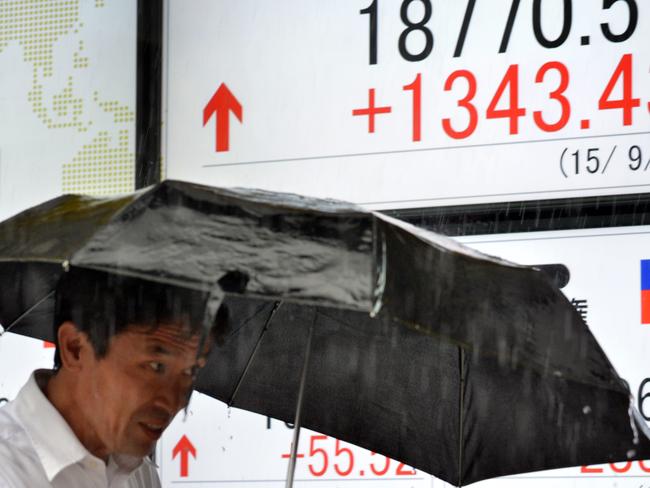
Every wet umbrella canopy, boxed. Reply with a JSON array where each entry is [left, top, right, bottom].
[[0, 180, 649, 485]]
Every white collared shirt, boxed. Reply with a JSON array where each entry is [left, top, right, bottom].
[[0, 370, 161, 487]]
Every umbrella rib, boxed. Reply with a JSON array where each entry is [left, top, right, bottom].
[[0, 289, 55, 337], [227, 301, 282, 407]]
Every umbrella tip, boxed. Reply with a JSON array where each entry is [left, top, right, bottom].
[[62, 260, 70, 272]]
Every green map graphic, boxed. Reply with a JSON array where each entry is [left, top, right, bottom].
[[0, 0, 135, 195]]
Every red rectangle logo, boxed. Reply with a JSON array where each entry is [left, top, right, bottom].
[[641, 290, 650, 324]]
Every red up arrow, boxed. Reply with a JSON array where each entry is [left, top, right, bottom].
[[203, 83, 243, 152], [172, 434, 196, 478]]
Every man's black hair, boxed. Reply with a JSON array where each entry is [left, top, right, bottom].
[[53, 267, 229, 369]]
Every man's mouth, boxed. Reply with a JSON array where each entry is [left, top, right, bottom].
[[139, 422, 165, 440]]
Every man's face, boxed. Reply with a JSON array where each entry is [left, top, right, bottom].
[[78, 324, 208, 457]]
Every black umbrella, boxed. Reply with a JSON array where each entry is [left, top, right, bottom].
[[0, 179, 648, 486]]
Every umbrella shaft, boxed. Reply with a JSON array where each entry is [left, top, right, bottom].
[[457, 346, 466, 488], [285, 317, 315, 488]]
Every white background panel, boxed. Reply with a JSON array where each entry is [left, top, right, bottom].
[[164, 0, 650, 208]]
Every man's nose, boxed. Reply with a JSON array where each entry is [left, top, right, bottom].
[[154, 376, 192, 415]]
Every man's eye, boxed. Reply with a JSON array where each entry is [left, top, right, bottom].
[[148, 362, 166, 373], [183, 366, 199, 378]]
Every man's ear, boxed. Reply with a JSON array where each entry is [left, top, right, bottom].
[[57, 321, 91, 371]]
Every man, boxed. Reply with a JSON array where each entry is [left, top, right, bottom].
[[0, 268, 225, 487]]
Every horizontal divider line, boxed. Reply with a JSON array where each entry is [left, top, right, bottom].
[[201, 131, 650, 168]]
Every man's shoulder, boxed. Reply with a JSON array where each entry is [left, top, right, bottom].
[[0, 400, 25, 446], [0, 403, 46, 485], [0, 432, 37, 464], [0, 435, 45, 486]]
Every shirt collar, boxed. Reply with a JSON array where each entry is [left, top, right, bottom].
[[14, 370, 90, 481], [13, 369, 148, 482]]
